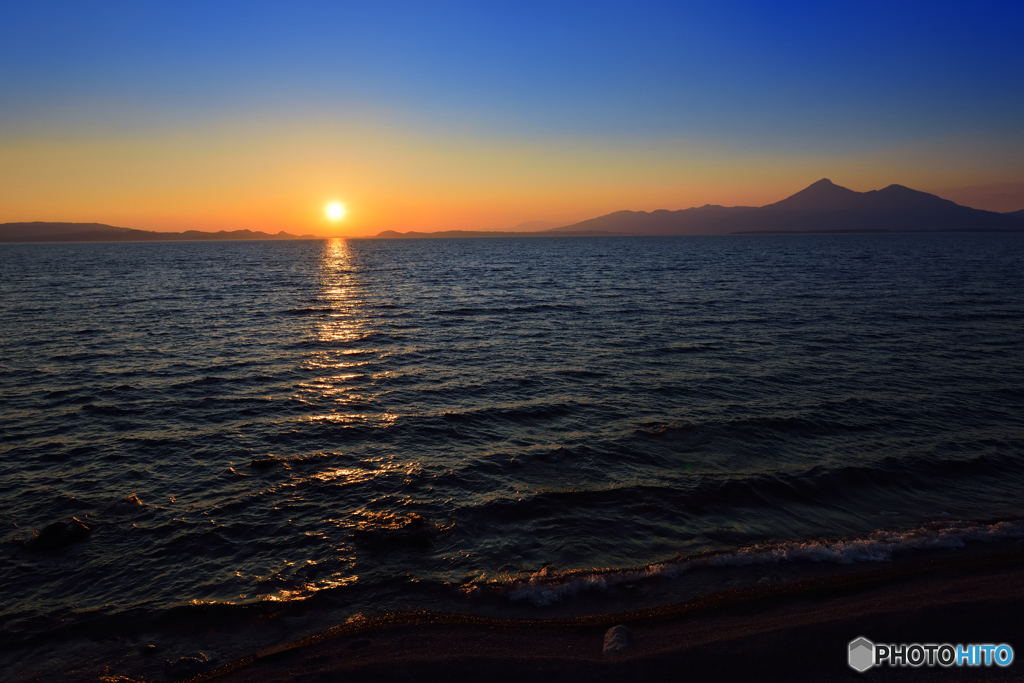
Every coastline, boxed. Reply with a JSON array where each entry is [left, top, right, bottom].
[[192, 543, 1024, 683]]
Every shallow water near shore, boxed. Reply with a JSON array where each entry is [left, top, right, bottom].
[[2, 233, 1024, 680]]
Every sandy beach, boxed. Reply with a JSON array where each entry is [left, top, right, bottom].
[[184, 544, 1024, 683]]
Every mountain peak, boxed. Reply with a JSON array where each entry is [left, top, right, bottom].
[[762, 178, 862, 211]]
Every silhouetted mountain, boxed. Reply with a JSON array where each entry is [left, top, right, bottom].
[[0, 222, 137, 240], [15, 181, 1021, 243], [762, 178, 865, 211], [551, 205, 757, 236], [375, 229, 612, 238], [506, 220, 572, 231], [0, 222, 315, 243], [377, 230, 528, 238], [546, 179, 1024, 235]]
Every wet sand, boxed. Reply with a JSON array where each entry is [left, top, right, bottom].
[[194, 546, 1024, 683]]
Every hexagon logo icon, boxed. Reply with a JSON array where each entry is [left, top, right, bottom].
[[849, 637, 875, 672]]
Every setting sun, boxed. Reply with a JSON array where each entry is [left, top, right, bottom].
[[325, 201, 345, 221]]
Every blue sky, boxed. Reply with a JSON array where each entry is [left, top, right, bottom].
[[2, 0, 1023, 234]]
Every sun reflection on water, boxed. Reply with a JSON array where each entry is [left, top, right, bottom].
[[268, 239, 439, 606], [293, 238, 396, 429], [315, 238, 364, 345], [261, 574, 360, 602]]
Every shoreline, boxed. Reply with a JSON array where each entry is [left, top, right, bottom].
[[192, 543, 1024, 682]]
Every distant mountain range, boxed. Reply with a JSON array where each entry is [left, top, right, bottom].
[[0, 222, 316, 243], [377, 179, 1024, 238], [5, 181, 1022, 242], [374, 229, 609, 239], [506, 220, 573, 232]]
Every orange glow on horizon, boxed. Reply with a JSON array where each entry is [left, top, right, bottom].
[[2, 114, 1022, 238]]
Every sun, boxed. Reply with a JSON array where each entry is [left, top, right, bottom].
[[325, 201, 346, 221]]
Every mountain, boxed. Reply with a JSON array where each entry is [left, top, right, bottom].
[[375, 220, 576, 238], [761, 178, 866, 211], [747, 179, 1020, 233], [378, 179, 1023, 239], [544, 179, 1024, 236], [0, 222, 138, 240], [0, 222, 316, 243], [375, 228, 612, 238], [375, 230, 553, 238], [505, 220, 572, 232], [12, 182, 1023, 243], [550, 205, 757, 236]]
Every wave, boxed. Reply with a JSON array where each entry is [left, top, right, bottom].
[[461, 450, 1024, 529], [439, 401, 577, 426], [281, 307, 338, 315], [432, 304, 578, 316], [473, 519, 1024, 606]]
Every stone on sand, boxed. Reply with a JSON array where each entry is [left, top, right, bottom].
[[602, 624, 631, 656]]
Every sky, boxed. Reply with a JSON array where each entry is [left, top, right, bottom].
[[2, 0, 1023, 237]]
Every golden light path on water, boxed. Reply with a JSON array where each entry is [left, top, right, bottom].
[[264, 238, 411, 604], [301, 238, 398, 428]]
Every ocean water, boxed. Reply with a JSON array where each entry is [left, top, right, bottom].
[[2, 234, 1024, 678]]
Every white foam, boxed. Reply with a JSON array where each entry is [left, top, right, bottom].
[[495, 520, 1024, 606]]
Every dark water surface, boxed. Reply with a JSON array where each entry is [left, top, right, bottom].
[[2, 235, 1023, 678]]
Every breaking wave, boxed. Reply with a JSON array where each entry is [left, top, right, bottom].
[[483, 520, 1024, 606]]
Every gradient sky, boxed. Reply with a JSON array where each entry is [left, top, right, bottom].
[[2, 0, 1023, 236]]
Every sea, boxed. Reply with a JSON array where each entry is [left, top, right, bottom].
[[2, 233, 1023, 680]]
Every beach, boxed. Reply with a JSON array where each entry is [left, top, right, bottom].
[[189, 542, 1024, 683]]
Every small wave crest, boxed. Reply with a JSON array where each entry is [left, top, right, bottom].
[[475, 519, 1024, 606]]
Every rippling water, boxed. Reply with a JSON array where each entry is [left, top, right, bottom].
[[2, 234, 1024, 677]]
